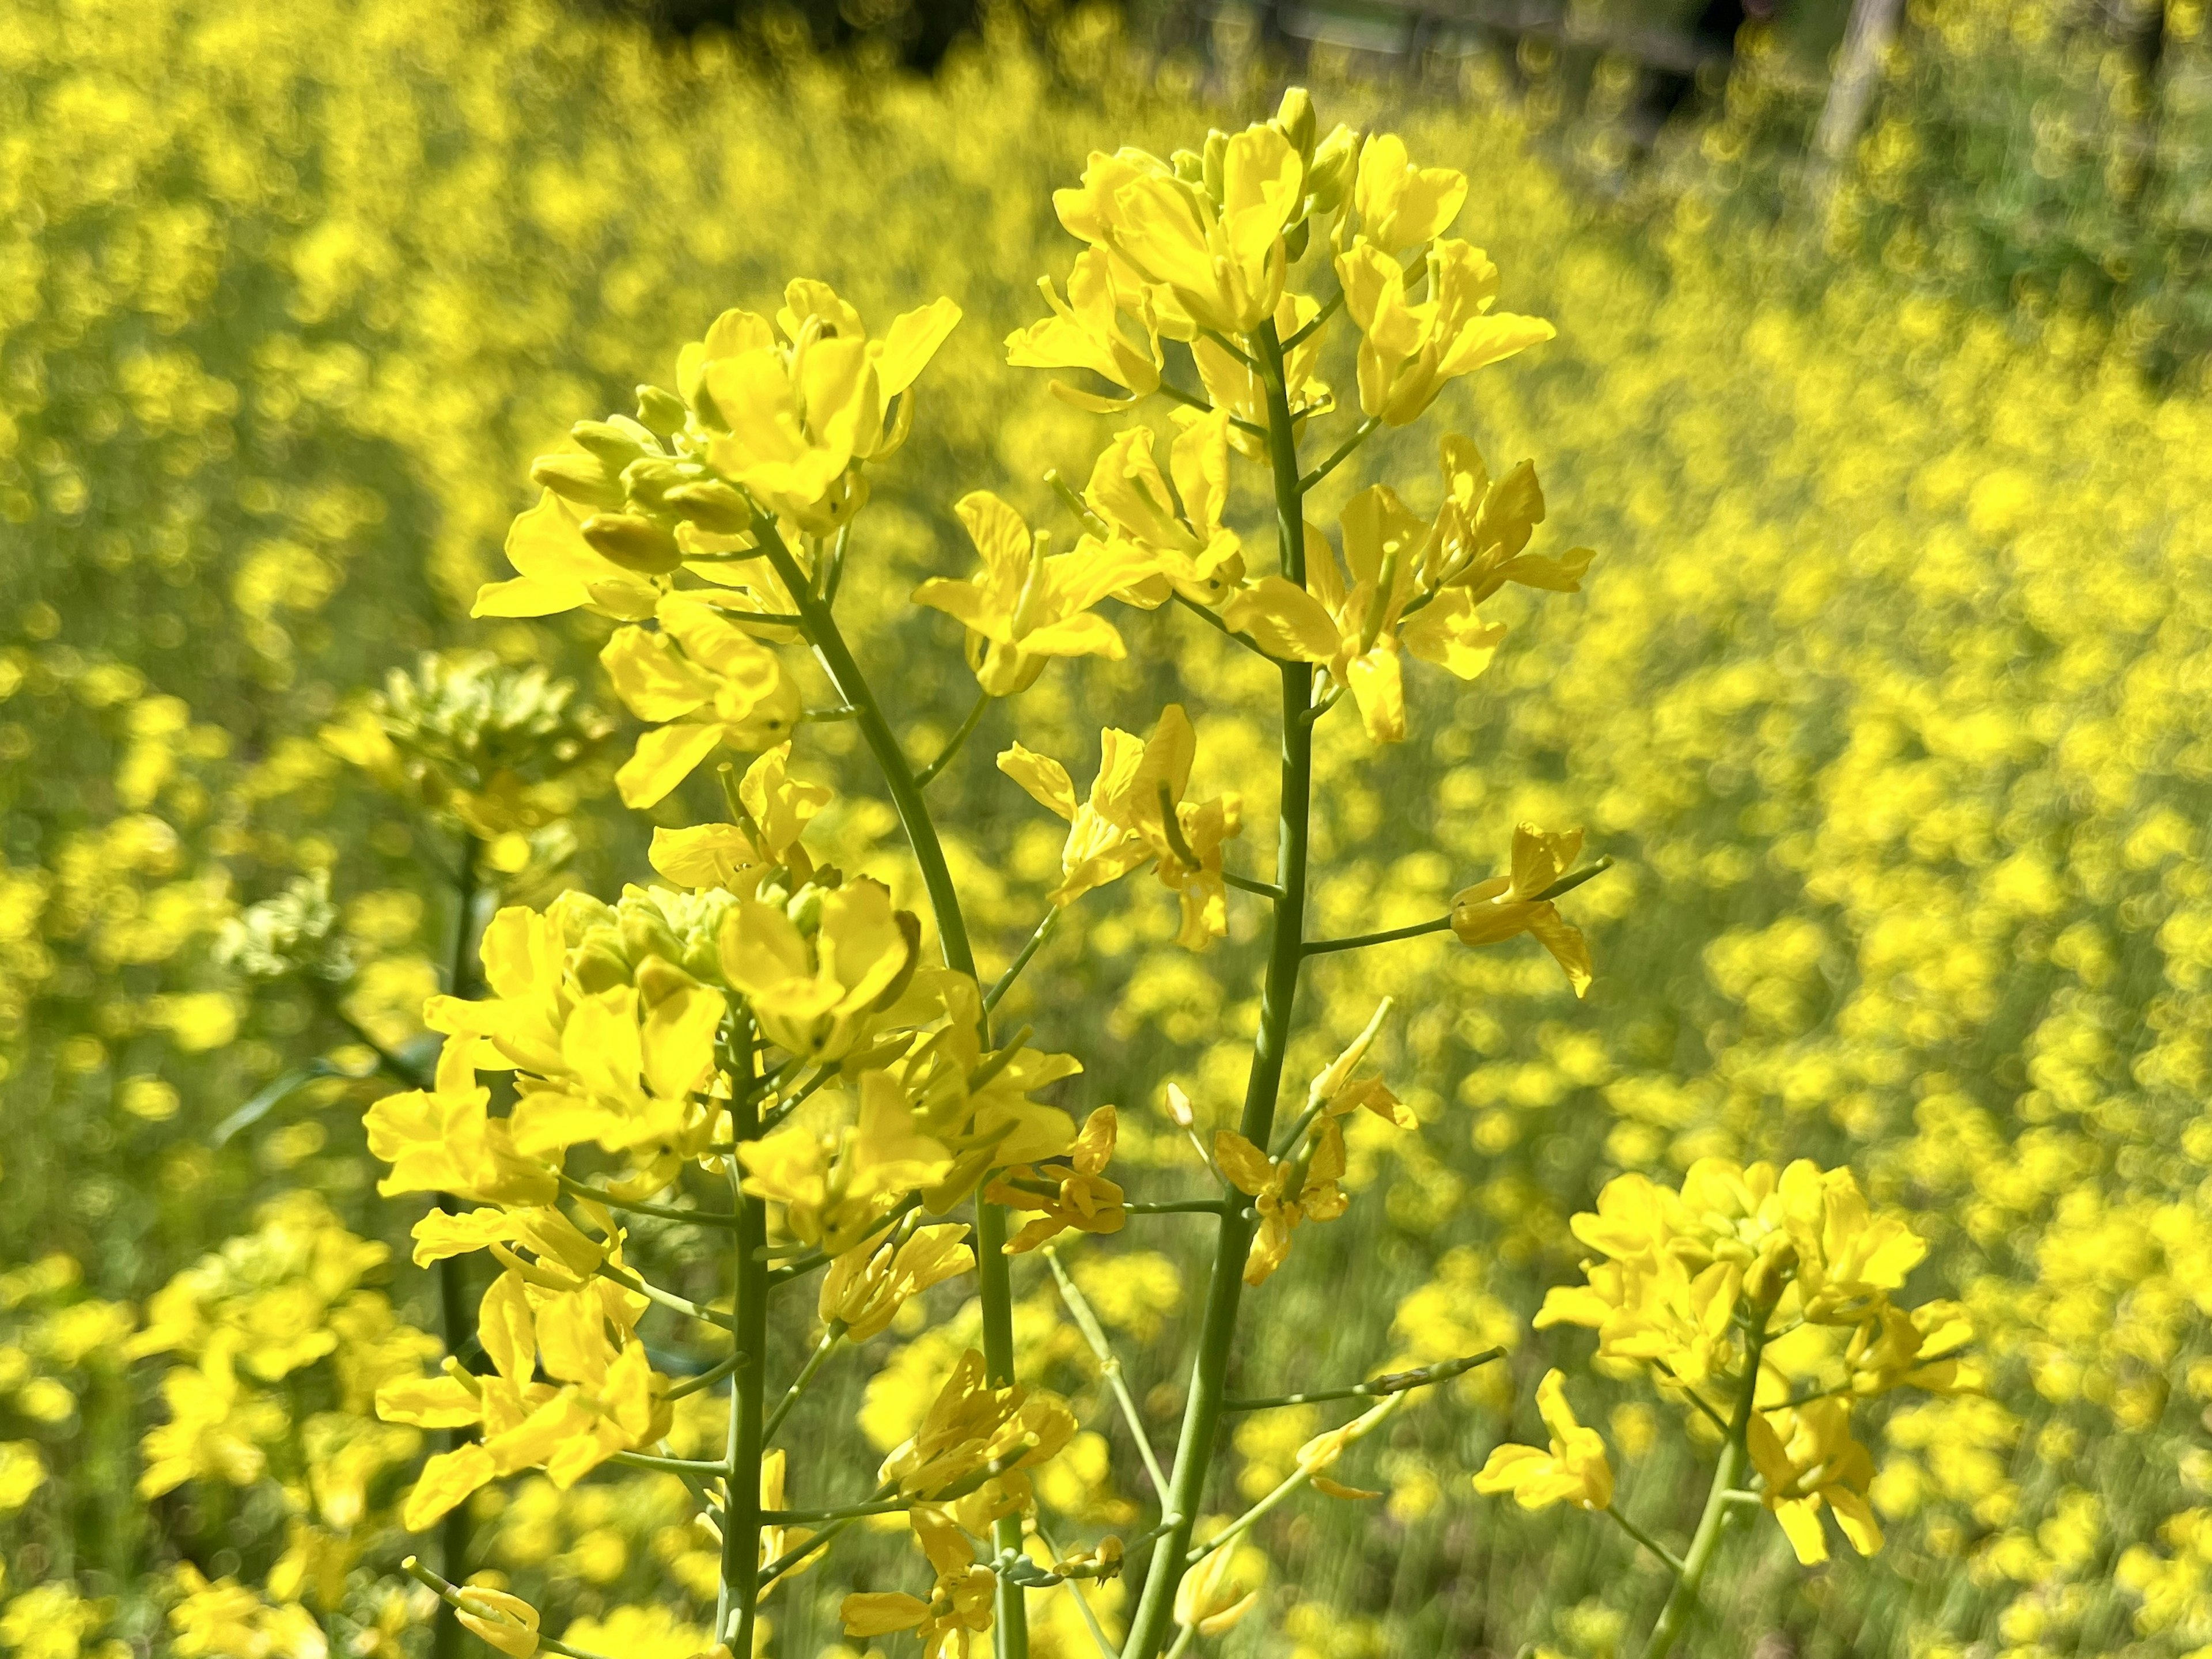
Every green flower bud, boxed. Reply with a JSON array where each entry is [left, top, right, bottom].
[[571, 416, 656, 470], [571, 935, 632, 995], [581, 512, 685, 575], [1201, 129, 1227, 207], [635, 384, 689, 438], [620, 905, 684, 969], [529, 452, 624, 511], [634, 954, 701, 1010], [664, 479, 753, 535], [1275, 86, 1316, 160], [619, 456, 696, 514]]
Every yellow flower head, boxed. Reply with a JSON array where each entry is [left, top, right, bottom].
[[1747, 1398, 1884, 1565], [1079, 410, 1244, 608], [721, 878, 918, 1061], [1005, 245, 1165, 413], [1054, 126, 1305, 339], [997, 704, 1242, 949], [1214, 1117, 1348, 1286], [1472, 1369, 1613, 1512], [1336, 238, 1555, 426], [912, 492, 1150, 697], [985, 1105, 1127, 1253], [1419, 437, 1594, 602], [685, 283, 961, 532], [1223, 499, 1506, 744], [840, 1510, 998, 1657], [820, 1222, 975, 1342], [600, 594, 801, 810], [1450, 823, 1594, 995]]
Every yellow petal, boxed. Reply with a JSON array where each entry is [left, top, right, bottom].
[[615, 722, 725, 810]]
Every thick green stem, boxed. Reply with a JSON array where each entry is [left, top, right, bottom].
[[434, 835, 481, 1659], [1642, 1311, 1773, 1659], [718, 1121, 771, 1654], [752, 514, 1028, 1659], [1122, 319, 1313, 1659]]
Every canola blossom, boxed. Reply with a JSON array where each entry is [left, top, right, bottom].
[[11, 5, 2212, 1657]]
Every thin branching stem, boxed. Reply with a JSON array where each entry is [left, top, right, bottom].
[[1222, 1349, 1503, 1412], [916, 688, 991, 789], [1044, 1247, 1171, 1498]]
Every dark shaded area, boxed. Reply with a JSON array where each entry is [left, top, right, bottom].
[[607, 0, 997, 67]]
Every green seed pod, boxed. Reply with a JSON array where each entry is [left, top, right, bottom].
[[581, 512, 685, 575], [530, 452, 624, 511], [635, 384, 689, 439]]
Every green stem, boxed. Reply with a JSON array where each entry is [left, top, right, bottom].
[[1044, 1246, 1171, 1498], [717, 1118, 771, 1654], [559, 1173, 739, 1228], [1606, 1503, 1688, 1576], [916, 688, 992, 789], [763, 1323, 843, 1443], [1122, 317, 1313, 1659], [1222, 1349, 1503, 1412], [1303, 915, 1453, 956], [1641, 1309, 1773, 1659], [985, 907, 1062, 1014], [434, 835, 482, 1659], [753, 508, 1025, 1657], [1298, 416, 1380, 492]]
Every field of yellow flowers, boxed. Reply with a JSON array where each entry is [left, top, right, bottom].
[[6, 0, 2212, 1654]]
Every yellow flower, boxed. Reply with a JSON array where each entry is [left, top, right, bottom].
[[471, 488, 665, 623], [1214, 1118, 1348, 1286], [1173, 1535, 1263, 1635], [1845, 1300, 1978, 1397], [601, 594, 801, 810], [1336, 238, 1555, 426], [454, 1586, 541, 1659], [1419, 437, 1593, 601], [501, 972, 725, 1163], [1472, 1369, 1613, 1512], [820, 1222, 976, 1342], [1345, 132, 1467, 255], [1449, 824, 1594, 995], [1078, 410, 1244, 608], [1223, 495, 1507, 744], [1306, 999, 1415, 1130], [1005, 245, 1164, 412], [996, 705, 1241, 949], [985, 1106, 1127, 1253], [839, 1510, 997, 1658], [379, 1272, 664, 1529], [1746, 1399, 1884, 1565], [686, 283, 961, 531], [739, 1071, 955, 1253], [720, 878, 917, 1060], [1188, 292, 1334, 463], [877, 1349, 1076, 1509], [912, 493, 1150, 696], [649, 741, 831, 891], [361, 1040, 558, 1207], [1054, 124, 1305, 338]]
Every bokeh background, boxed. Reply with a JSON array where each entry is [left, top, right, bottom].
[[6, 0, 2212, 1654]]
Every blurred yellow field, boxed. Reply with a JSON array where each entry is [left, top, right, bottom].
[[6, 0, 2212, 1655]]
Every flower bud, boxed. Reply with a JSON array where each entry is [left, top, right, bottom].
[[1165, 1082, 1195, 1128], [1747, 1238, 1799, 1306], [570, 416, 656, 469], [1201, 128, 1227, 207], [571, 936, 632, 996], [634, 955, 699, 1010], [635, 384, 689, 438], [619, 456, 693, 513], [1274, 86, 1316, 160], [581, 512, 685, 575], [665, 479, 754, 535], [529, 452, 624, 511]]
